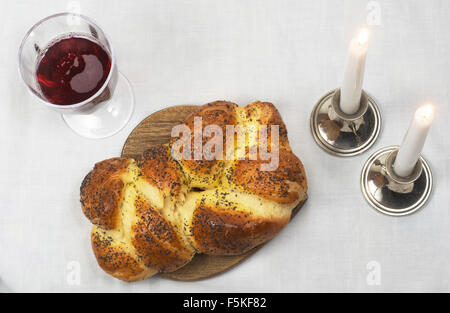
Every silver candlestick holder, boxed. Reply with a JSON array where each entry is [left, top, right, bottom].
[[360, 146, 433, 216], [310, 89, 381, 157]]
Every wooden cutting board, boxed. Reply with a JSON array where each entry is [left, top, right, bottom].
[[121, 105, 306, 281]]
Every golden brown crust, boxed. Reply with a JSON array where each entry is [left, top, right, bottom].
[[190, 204, 290, 255], [82, 152, 195, 281], [80, 158, 132, 229], [229, 149, 307, 205], [131, 194, 194, 272], [81, 100, 308, 282], [139, 145, 185, 198], [91, 227, 155, 282], [172, 101, 238, 187], [240, 101, 290, 150]]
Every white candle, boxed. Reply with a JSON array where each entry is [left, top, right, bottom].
[[340, 29, 369, 115], [393, 104, 434, 177]]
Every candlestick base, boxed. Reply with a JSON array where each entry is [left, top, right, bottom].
[[310, 89, 381, 157], [360, 146, 433, 216]]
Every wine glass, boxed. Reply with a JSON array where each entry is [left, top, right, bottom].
[[18, 12, 134, 139]]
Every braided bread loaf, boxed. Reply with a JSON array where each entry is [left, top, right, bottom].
[[80, 101, 307, 282]]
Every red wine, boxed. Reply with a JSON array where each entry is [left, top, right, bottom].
[[36, 36, 111, 105]]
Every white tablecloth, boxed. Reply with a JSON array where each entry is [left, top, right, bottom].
[[1, 0, 449, 292]]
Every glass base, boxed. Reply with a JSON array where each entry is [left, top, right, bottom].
[[62, 72, 135, 139]]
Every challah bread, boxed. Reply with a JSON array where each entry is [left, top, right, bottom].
[[179, 189, 294, 255], [81, 148, 195, 282], [172, 101, 238, 189], [81, 100, 307, 282]]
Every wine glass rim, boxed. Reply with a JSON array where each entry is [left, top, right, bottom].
[[18, 12, 116, 110]]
